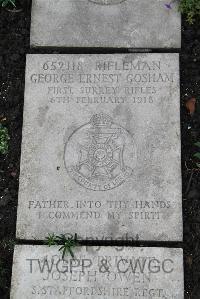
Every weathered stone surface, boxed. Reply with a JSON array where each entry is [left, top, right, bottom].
[[16, 54, 182, 241], [10, 246, 184, 299], [30, 0, 181, 48]]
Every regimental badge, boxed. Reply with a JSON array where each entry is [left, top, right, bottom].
[[88, 0, 127, 5], [64, 113, 135, 191]]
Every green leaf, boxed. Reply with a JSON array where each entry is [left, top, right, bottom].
[[9, 0, 16, 7], [62, 247, 67, 260], [194, 152, 200, 160], [194, 142, 200, 148], [68, 247, 74, 258], [58, 245, 65, 252], [2, 0, 9, 7], [196, 163, 200, 168], [0, 125, 9, 155], [44, 233, 57, 246], [56, 234, 67, 241], [1, 0, 16, 7]]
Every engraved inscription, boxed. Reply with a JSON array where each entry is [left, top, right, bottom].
[[11, 246, 183, 299], [89, 0, 127, 5], [64, 113, 135, 191], [29, 58, 175, 106]]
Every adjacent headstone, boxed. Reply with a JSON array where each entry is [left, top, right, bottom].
[[10, 245, 184, 299], [16, 53, 182, 241], [30, 0, 181, 48]]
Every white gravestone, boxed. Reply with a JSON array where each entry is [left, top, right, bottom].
[[30, 0, 181, 48], [16, 54, 182, 241], [10, 246, 184, 298]]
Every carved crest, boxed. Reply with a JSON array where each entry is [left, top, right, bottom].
[[64, 113, 134, 191]]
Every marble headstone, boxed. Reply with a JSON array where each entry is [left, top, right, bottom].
[[10, 246, 184, 298], [30, 0, 181, 48], [16, 54, 182, 241]]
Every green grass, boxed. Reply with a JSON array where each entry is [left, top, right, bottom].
[[44, 233, 79, 259], [179, 0, 200, 24], [0, 124, 10, 155]]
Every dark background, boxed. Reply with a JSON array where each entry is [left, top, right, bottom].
[[0, 1, 200, 298]]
